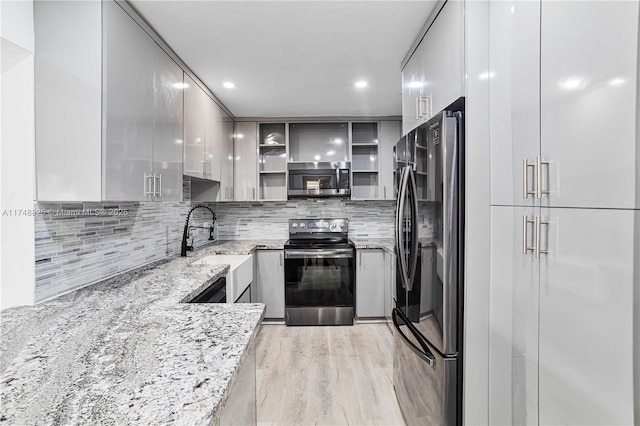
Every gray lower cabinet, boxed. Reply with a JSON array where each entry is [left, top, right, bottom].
[[217, 331, 256, 425], [384, 251, 396, 322], [255, 250, 285, 319], [356, 249, 385, 319]]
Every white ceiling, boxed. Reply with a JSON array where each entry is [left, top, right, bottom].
[[129, 1, 439, 118]]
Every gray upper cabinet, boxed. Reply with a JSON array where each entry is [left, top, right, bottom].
[[35, 0, 103, 201], [36, 0, 183, 202], [401, 0, 464, 136], [378, 121, 401, 200], [103, 0, 154, 202], [234, 122, 258, 201], [218, 112, 235, 201], [103, 0, 182, 201], [183, 73, 222, 183], [288, 123, 349, 162], [150, 43, 184, 202]]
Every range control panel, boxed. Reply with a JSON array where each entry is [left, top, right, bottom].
[[288, 218, 349, 234]]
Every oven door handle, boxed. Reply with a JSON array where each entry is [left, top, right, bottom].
[[284, 249, 354, 259]]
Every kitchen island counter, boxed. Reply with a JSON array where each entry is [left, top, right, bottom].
[[1, 248, 265, 425]]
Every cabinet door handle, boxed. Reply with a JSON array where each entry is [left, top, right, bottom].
[[416, 97, 421, 120], [279, 253, 283, 267], [421, 95, 432, 119], [359, 252, 362, 267], [384, 186, 387, 199], [153, 173, 158, 199], [143, 174, 151, 197], [522, 215, 535, 255], [157, 173, 162, 198], [144, 173, 156, 199], [253, 187, 256, 200], [535, 215, 549, 258], [522, 159, 535, 199], [536, 156, 550, 199]]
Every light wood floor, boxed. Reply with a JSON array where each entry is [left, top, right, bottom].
[[255, 323, 406, 426]]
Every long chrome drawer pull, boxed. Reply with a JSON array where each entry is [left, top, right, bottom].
[[535, 216, 549, 258], [536, 156, 550, 199], [522, 215, 535, 255], [523, 159, 535, 199]]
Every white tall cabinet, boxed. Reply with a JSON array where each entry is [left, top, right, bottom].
[[488, 2, 639, 424]]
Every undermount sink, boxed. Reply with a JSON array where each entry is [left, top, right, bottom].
[[190, 255, 253, 303]]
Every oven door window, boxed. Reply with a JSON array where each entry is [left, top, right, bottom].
[[285, 256, 354, 307]]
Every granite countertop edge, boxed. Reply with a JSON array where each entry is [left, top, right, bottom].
[[0, 241, 279, 425]]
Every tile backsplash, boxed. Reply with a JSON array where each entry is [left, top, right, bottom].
[[211, 199, 391, 239], [33, 198, 434, 302], [34, 202, 194, 302], [210, 199, 434, 240]]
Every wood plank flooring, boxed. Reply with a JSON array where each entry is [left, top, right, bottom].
[[256, 323, 406, 426]]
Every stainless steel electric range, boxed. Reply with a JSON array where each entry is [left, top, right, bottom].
[[283, 218, 355, 326]]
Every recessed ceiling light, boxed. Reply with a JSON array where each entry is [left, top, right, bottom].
[[314, 155, 321, 161], [235, 133, 244, 139], [173, 82, 189, 89], [407, 81, 423, 89], [223, 82, 235, 89], [326, 150, 335, 156], [355, 81, 368, 88]]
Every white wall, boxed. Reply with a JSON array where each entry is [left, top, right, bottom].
[[0, 0, 36, 309], [463, 1, 490, 425]]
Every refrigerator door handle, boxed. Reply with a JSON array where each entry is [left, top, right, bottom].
[[395, 166, 410, 290], [405, 166, 420, 291], [392, 308, 435, 366]]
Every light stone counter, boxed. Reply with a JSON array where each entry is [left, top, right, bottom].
[[350, 238, 438, 255], [0, 244, 271, 425], [198, 239, 287, 255], [351, 238, 396, 254]]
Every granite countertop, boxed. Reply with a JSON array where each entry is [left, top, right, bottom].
[[350, 238, 396, 253], [0, 244, 271, 425], [350, 238, 438, 254], [200, 239, 287, 255]]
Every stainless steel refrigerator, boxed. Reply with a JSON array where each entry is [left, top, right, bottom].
[[392, 107, 464, 426]]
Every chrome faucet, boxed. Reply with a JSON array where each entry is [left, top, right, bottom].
[[181, 205, 216, 257]]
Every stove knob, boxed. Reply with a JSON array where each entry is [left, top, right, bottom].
[[300, 223, 305, 228], [330, 223, 337, 231], [340, 223, 345, 228], [292, 223, 298, 228]]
